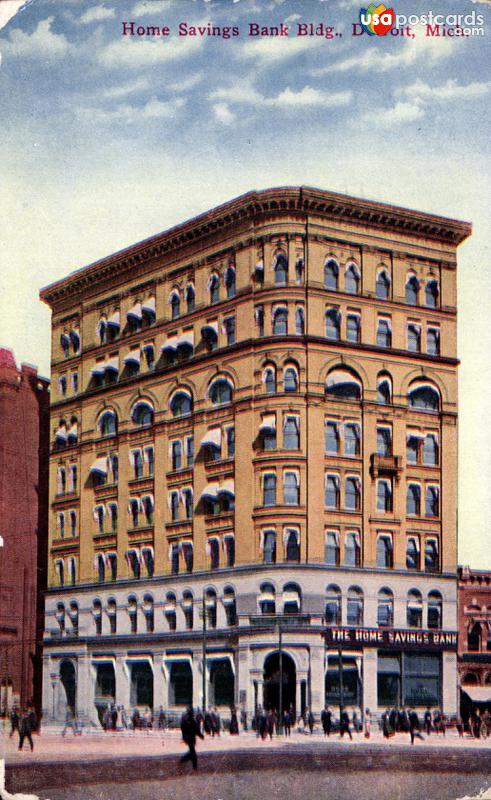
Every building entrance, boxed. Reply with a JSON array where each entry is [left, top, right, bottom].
[[60, 659, 77, 712], [263, 652, 296, 715]]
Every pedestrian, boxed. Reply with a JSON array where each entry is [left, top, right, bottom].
[[321, 706, 332, 737], [211, 707, 221, 736], [282, 708, 291, 736], [408, 708, 424, 744], [472, 708, 481, 739], [433, 708, 442, 735], [179, 707, 204, 771], [352, 710, 359, 734], [266, 709, 276, 740], [121, 705, 128, 729], [364, 708, 371, 739], [307, 708, 314, 734], [131, 708, 140, 731], [230, 707, 239, 735], [382, 709, 391, 739], [240, 708, 248, 731], [9, 708, 19, 739], [157, 706, 166, 731], [258, 707, 267, 740], [102, 705, 112, 732], [62, 707, 79, 737], [196, 708, 204, 736], [18, 709, 34, 752], [204, 709, 213, 735], [339, 708, 352, 740], [110, 704, 118, 731], [143, 706, 153, 731], [424, 707, 432, 736]]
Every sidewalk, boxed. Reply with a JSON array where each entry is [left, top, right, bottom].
[[2, 725, 490, 766]]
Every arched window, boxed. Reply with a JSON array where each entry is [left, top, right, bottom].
[[468, 622, 481, 652], [325, 585, 341, 625], [170, 390, 192, 417], [406, 274, 419, 305], [376, 269, 390, 299], [132, 401, 154, 427], [428, 591, 442, 629], [262, 532, 276, 565], [259, 582, 276, 614], [345, 477, 360, 511], [273, 307, 288, 335], [164, 592, 177, 631], [407, 484, 421, 516], [425, 280, 439, 308], [347, 586, 363, 626], [205, 589, 217, 629], [407, 589, 423, 628], [223, 586, 237, 626], [209, 274, 220, 304], [68, 601, 79, 634], [93, 599, 102, 635], [170, 291, 180, 320], [225, 266, 236, 298], [143, 593, 154, 633], [182, 591, 194, 629], [325, 531, 340, 566], [284, 366, 298, 392], [325, 308, 340, 340], [345, 264, 360, 294], [406, 537, 420, 570], [274, 252, 288, 285], [209, 378, 232, 406], [264, 366, 276, 394], [185, 284, 195, 314], [127, 595, 138, 632], [295, 307, 305, 335], [284, 529, 300, 562], [324, 259, 339, 290], [55, 601, 65, 632], [326, 368, 362, 400], [283, 582, 301, 614], [377, 375, 392, 405], [377, 588, 393, 626], [408, 383, 440, 411], [99, 410, 117, 436], [423, 435, 438, 465]]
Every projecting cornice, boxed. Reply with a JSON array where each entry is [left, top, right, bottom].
[[39, 186, 472, 308]]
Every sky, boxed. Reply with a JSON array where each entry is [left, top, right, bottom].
[[0, 0, 490, 567]]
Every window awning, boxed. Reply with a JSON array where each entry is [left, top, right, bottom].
[[107, 311, 120, 329], [90, 457, 108, 476], [60, 333, 70, 346], [283, 591, 300, 606], [161, 336, 178, 352], [260, 414, 276, 432], [461, 687, 491, 703], [142, 343, 154, 352], [201, 322, 218, 339], [123, 349, 141, 366], [326, 370, 362, 390], [142, 297, 155, 316], [201, 483, 220, 501], [200, 427, 222, 449], [91, 363, 106, 377], [127, 302, 142, 321], [55, 426, 67, 442], [218, 479, 235, 498], [260, 591, 275, 603], [67, 423, 78, 439], [104, 357, 119, 373], [407, 432, 425, 441], [177, 331, 195, 349]]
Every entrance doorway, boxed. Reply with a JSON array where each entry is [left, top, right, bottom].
[[263, 652, 296, 715], [60, 660, 76, 712], [129, 662, 153, 708]]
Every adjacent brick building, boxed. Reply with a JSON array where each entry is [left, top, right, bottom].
[[0, 348, 49, 713], [39, 187, 470, 724], [458, 566, 491, 713]]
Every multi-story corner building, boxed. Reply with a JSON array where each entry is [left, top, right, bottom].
[[0, 347, 49, 714], [40, 187, 470, 725], [457, 566, 491, 716]]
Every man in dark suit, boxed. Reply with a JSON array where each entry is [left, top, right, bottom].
[[18, 709, 34, 751], [321, 706, 332, 737], [180, 707, 204, 770], [409, 708, 425, 744]]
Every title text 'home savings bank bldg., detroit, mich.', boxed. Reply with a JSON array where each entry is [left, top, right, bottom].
[[39, 187, 471, 724]]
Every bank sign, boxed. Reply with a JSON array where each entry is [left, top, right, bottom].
[[325, 627, 458, 651]]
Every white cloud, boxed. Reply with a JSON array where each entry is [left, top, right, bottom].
[[285, 14, 301, 24], [167, 73, 203, 93], [80, 6, 116, 25], [1, 16, 68, 60], [80, 96, 186, 124], [240, 34, 324, 63], [330, 30, 455, 73], [100, 34, 203, 67], [103, 77, 150, 99], [359, 101, 424, 128], [213, 103, 235, 126], [211, 83, 352, 109], [401, 78, 491, 102], [132, 0, 174, 14]]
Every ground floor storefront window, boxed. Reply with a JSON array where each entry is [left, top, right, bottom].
[[377, 651, 440, 707], [325, 656, 361, 706]]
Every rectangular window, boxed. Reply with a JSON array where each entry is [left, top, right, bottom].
[[407, 324, 422, 353], [325, 475, 340, 509], [325, 531, 340, 565], [347, 313, 361, 343], [171, 544, 179, 575], [59, 376, 67, 398], [263, 474, 276, 507], [377, 427, 392, 457], [263, 531, 276, 564], [406, 435, 419, 464], [377, 480, 392, 512], [58, 513, 65, 539], [171, 441, 182, 471], [344, 423, 360, 456], [377, 318, 391, 348], [186, 437, 194, 467], [72, 373, 79, 395], [110, 454, 118, 484], [283, 416, 300, 450], [69, 510, 77, 537], [325, 421, 339, 454], [224, 316, 236, 346], [68, 465, 77, 493], [284, 472, 300, 505], [226, 427, 235, 458], [170, 491, 179, 522], [427, 327, 440, 356], [132, 450, 143, 479], [376, 535, 393, 568]]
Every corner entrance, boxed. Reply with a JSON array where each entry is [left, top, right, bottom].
[[263, 652, 296, 715]]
